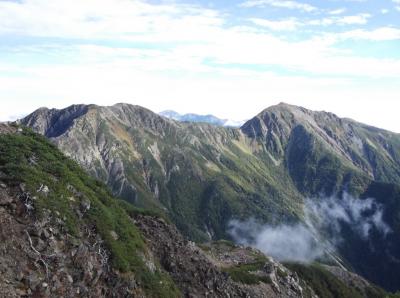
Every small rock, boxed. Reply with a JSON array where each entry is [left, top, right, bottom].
[[28, 274, 40, 289], [264, 263, 274, 274], [0, 182, 6, 188], [19, 183, 26, 192], [15, 289, 27, 296], [87, 261, 93, 271], [28, 155, 38, 165], [40, 229, 51, 239], [37, 184, 49, 195], [36, 238, 47, 251], [144, 259, 156, 273], [67, 274, 73, 284], [71, 248, 78, 257], [80, 199, 91, 212], [191, 256, 199, 262], [53, 280, 62, 291], [42, 282, 48, 288], [10, 202, 17, 212], [0, 195, 13, 206], [110, 230, 119, 241]]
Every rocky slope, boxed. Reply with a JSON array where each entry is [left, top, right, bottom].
[[134, 214, 311, 298], [0, 123, 179, 297], [20, 103, 400, 292], [2, 123, 361, 298]]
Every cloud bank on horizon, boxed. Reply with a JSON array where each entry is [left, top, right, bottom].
[[0, 0, 399, 132]]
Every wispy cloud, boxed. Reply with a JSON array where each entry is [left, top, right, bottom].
[[0, 0, 224, 41], [308, 13, 371, 26], [329, 8, 347, 15], [252, 13, 373, 32], [0, 1, 396, 78], [240, 0, 318, 12]]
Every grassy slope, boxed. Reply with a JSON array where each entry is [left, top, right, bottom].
[[0, 127, 180, 297]]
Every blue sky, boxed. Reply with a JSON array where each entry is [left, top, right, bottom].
[[0, 0, 400, 131]]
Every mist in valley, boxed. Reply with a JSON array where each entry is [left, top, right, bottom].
[[228, 193, 391, 263]]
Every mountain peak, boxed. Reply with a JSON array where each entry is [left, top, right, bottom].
[[260, 102, 310, 115], [112, 102, 142, 109], [159, 110, 244, 127], [109, 102, 157, 116], [277, 101, 295, 107]]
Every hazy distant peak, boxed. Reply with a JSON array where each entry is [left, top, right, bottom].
[[159, 110, 244, 127], [159, 110, 183, 121]]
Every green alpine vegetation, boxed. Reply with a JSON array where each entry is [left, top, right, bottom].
[[0, 126, 180, 297], [223, 260, 272, 285]]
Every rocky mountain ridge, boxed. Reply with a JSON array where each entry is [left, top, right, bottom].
[[1, 123, 383, 297], [242, 103, 400, 185], [20, 103, 400, 292]]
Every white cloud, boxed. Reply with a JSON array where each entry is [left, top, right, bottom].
[[229, 194, 391, 263], [240, 0, 318, 12], [250, 13, 372, 32], [0, 1, 394, 78], [381, 8, 389, 14], [393, 0, 400, 11], [1, 55, 400, 130], [250, 18, 300, 31], [338, 13, 371, 25], [340, 27, 400, 41], [0, 0, 224, 42], [308, 13, 371, 26], [329, 8, 347, 15]]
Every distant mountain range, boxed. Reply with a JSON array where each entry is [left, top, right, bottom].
[[159, 110, 245, 127], [19, 102, 400, 293]]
